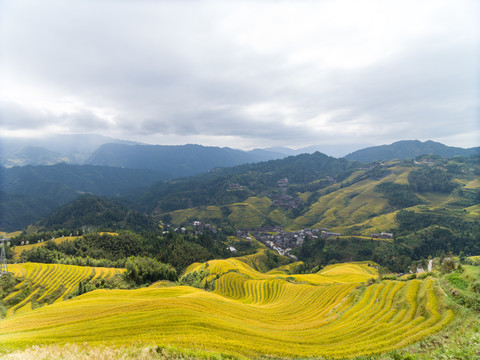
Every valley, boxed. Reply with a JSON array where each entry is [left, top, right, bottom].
[[0, 141, 479, 359], [2, 0, 478, 357]]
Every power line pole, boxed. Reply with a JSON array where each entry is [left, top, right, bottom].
[[0, 237, 8, 275]]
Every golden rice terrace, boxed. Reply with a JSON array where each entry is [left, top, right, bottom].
[[0, 259, 454, 358]]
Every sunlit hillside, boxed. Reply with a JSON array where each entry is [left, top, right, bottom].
[[3, 263, 123, 317], [11, 236, 80, 261], [0, 257, 454, 358], [162, 159, 479, 239]]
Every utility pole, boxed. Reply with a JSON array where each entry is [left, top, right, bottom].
[[0, 237, 8, 275]]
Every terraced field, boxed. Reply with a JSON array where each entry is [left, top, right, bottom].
[[160, 161, 479, 236], [0, 259, 454, 358], [469, 255, 480, 264], [3, 263, 123, 316], [292, 169, 404, 231], [11, 236, 81, 261]]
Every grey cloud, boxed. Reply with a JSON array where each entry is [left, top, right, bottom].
[[0, 0, 478, 149], [0, 101, 51, 130], [62, 111, 112, 131], [0, 100, 112, 134]]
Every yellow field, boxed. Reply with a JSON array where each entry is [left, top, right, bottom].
[[464, 178, 480, 189], [338, 211, 399, 236], [469, 255, 480, 264], [0, 259, 454, 358], [0, 231, 22, 238], [227, 197, 273, 229], [3, 263, 124, 317], [169, 205, 222, 225], [11, 236, 81, 261], [291, 167, 415, 230], [293, 178, 390, 229], [390, 166, 412, 185], [168, 197, 274, 229]]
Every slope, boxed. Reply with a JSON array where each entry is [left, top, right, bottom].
[[85, 143, 284, 179], [0, 258, 454, 358], [162, 157, 479, 238], [0, 164, 166, 231], [2, 263, 123, 317], [344, 140, 479, 162]]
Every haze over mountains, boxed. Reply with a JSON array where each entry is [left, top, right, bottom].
[[85, 143, 285, 179], [1, 135, 478, 232], [1, 135, 478, 173], [345, 140, 480, 162], [0, 134, 138, 167]]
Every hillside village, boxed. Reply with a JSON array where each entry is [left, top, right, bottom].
[[236, 227, 393, 259]]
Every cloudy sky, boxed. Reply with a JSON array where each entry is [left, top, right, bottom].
[[0, 0, 478, 152]]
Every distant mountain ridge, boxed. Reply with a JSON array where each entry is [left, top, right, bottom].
[[344, 140, 479, 162], [85, 143, 284, 179], [0, 164, 167, 230], [0, 134, 138, 167]]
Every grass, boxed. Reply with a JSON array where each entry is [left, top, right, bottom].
[[390, 166, 412, 185], [0, 343, 240, 360], [465, 204, 480, 216]]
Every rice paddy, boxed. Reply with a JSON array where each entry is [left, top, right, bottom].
[[3, 263, 123, 317], [293, 178, 390, 229], [0, 259, 454, 358], [11, 236, 81, 261]]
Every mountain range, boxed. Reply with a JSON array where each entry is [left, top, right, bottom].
[[10, 150, 478, 270], [84, 143, 285, 179], [2, 135, 478, 173], [1, 136, 478, 231]]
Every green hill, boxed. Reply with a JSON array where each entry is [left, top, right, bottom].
[[344, 140, 479, 162], [160, 157, 478, 233], [154, 155, 479, 270], [0, 164, 166, 231]]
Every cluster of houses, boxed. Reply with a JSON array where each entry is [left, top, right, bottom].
[[414, 158, 435, 166], [173, 221, 218, 235], [271, 178, 303, 209], [237, 226, 394, 259], [228, 183, 244, 191], [370, 232, 393, 239], [271, 194, 303, 209], [237, 228, 327, 260]]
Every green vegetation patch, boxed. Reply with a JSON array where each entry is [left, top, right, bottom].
[[446, 272, 469, 291]]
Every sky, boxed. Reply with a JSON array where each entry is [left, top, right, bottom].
[[0, 0, 479, 152]]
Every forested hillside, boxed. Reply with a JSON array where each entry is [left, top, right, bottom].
[[2, 150, 479, 274], [345, 140, 479, 162], [133, 151, 358, 214], [0, 164, 166, 231], [85, 143, 284, 178], [139, 154, 479, 271]]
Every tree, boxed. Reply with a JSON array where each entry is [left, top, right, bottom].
[[125, 256, 177, 284]]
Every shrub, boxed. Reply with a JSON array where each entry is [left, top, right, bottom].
[[180, 267, 210, 289], [471, 281, 480, 294], [125, 256, 177, 285]]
